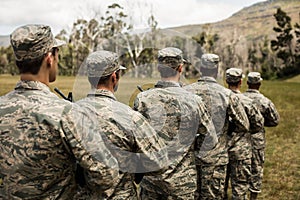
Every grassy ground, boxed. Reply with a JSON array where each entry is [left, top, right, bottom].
[[0, 74, 299, 199]]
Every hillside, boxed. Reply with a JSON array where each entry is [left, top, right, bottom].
[[171, 0, 300, 42]]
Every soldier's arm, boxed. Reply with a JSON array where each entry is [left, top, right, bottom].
[[264, 101, 280, 127], [228, 93, 250, 133], [248, 103, 264, 134], [133, 94, 169, 174], [195, 97, 218, 151], [60, 104, 119, 197], [131, 110, 169, 173]]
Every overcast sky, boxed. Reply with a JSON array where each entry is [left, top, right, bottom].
[[0, 0, 266, 36]]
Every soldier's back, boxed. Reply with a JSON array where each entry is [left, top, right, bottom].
[[0, 81, 77, 199], [135, 83, 205, 199], [228, 92, 263, 160], [244, 89, 279, 127], [77, 89, 168, 200], [184, 77, 232, 165]]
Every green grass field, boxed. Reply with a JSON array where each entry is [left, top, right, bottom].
[[0, 74, 299, 199]]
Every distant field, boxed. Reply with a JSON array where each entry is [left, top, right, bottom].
[[284, 74, 300, 83], [0, 74, 299, 200]]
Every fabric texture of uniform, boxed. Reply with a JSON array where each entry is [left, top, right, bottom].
[[184, 76, 249, 199], [85, 50, 126, 77], [247, 72, 263, 84], [225, 68, 244, 83], [157, 47, 186, 66], [134, 80, 215, 200], [0, 81, 119, 199], [76, 89, 168, 199], [10, 24, 65, 61], [243, 89, 279, 193], [200, 53, 220, 69], [225, 90, 264, 200]]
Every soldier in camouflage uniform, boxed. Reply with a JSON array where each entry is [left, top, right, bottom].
[[76, 50, 169, 200], [0, 24, 120, 199], [224, 68, 264, 200], [243, 72, 280, 200], [134, 47, 216, 199], [184, 54, 250, 200]]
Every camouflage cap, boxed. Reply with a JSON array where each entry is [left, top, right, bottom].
[[226, 68, 244, 83], [10, 24, 65, 61], [85, 50, 126, 77], [158, 47, 187, 67], [247, 72, 263, 84], [200, 53, 219, 69]]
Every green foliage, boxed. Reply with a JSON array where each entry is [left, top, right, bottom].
[[1, 1, 299, 81], [257, 37, 279, 80], [192, 31, 219, 53], [271, 8, 300, 78], [248, 42, 259, 71], [58, 3, 133, 76], [0, 46, 17, 75]]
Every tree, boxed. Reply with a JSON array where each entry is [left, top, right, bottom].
[[0, 46, 17, 75], [119, 12, 159, 78], [271, 8, 295, 66], [101, 3, 132, 53], [68, 19, 93, 75], [271, 8, 300, 78], [218, 28, 244, 75], [248, 42, 259, 71], [294, 15, 300, 69], [259, 36, 278, 79]]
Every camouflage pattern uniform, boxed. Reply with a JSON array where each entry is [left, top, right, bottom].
[[134, 47, 216, 200], [76, 50, 168, 200], [243, 72, 280, 195], [0, 81, 119, 199], [0, 25, 119, 200], [224, 68, 264, 200], [184, 54, 250, 200]]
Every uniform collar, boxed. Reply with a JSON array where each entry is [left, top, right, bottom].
[[246, 89, 260, 94], [230, 89, 241, 94], [87, 89, 117, 101], [15, 80, 50, 92], [155, 80, 182, 88], [198, 76, 217, 83]]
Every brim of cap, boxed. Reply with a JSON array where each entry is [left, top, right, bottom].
[[119, 65, 126, 70], [53, 38, 66, 47], [182, 58, 189, 64]]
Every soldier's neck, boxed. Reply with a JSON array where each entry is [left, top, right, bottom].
[[228, 85, 240, 92], [161, 74, 180, 83], [20, 73, 49, 86]]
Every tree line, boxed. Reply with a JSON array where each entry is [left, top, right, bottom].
[[0, 5, 299, 79]]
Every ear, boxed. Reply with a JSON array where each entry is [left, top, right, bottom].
[[111, 72, 116, 83], [178, 64, 183, 73], [45, 53, 53, 68]]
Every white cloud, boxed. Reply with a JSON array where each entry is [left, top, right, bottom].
[[0, 0, 265, 35]]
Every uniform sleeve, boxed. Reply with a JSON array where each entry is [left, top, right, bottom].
[[247, 103, 264, 134], [133, 94, 170, 173], [228, 93, 250, 133], [60, 104, 119, 197], [130, 109, 169, 173], [195, 96, 218, 152], [264, 100, 280, 127]]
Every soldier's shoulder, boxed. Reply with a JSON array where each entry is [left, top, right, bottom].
[[136, 87, 164, 100], [239, 93, 253, 104]]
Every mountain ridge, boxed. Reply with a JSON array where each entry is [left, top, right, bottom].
[[170, 0, 300, 42], [1, 0, 299, 49]]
